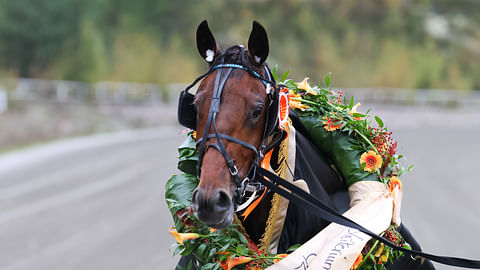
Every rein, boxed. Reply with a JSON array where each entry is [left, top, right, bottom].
[[255, 167, 480, 269]]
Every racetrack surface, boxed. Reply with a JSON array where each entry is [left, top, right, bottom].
[[0, 105, 479, 270]]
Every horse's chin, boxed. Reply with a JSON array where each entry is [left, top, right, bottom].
[[201, 204, 235, 229]]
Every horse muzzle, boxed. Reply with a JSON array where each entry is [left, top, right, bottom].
[[191, 188, 235, 229]]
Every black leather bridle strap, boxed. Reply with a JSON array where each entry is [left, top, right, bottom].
[[197, 134, 260, 156], [197, 69, 223, 176], [198, 68, 237, 176], [255, 167, 480, 269]]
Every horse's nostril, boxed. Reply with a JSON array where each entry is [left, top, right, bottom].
[[215, 190, 231, 211], [192, 188, 231, 214], [191, 189, 200, 209]]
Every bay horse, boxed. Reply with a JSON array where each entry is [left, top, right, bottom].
[[177, 20, 435, 269]]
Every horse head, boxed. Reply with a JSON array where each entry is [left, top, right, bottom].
[[190, 21, 276, 228]]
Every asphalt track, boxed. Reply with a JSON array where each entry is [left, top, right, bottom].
[[0, 105, 479, 270]]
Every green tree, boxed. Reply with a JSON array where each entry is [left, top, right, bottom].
[[0, 0, 81, 77]]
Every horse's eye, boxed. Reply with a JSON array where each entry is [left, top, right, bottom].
[[252, 106, 263, 119]]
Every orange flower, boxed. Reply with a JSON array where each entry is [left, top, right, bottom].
[[288, 91, 309, 111], [360, 151, 383, 173], [296, 77, 318, 95], [225, 256, 254, 270], [351, 253, 363, 269], [322, 113, 343, 132], [192, 131, 197, 140], [168, 226, 200, 245], [388, 176, 402, 192], [273, 253, 288, 263]]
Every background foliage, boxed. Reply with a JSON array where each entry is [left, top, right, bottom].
[[0, 0, 479, 90]]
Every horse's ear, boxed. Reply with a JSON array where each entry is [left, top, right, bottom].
[[248, 21, 269, 65], [196, 20, 220, 64]]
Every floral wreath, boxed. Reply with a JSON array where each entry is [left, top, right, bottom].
[[166, 68, 413, 270]]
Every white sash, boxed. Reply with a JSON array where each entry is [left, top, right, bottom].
[[267, 181, 392, 270]]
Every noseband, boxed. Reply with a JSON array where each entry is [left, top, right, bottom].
[[196, 63, 277, 207]]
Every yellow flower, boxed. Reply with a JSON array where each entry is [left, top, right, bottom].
[[168, 226, 200, 245], [379, 252, 389, 264], [352, 102, 361, 112], [296, 77, 318, 95], [226, 256, 254, 270], [349, 103, 363, 120], [288, 90, 309, 111], [374, 243, 384, 257], [360, 151, 383, 173], [388, 176, 402, 192]]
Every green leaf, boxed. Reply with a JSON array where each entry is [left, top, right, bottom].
[[349, 96, 354, 109], [197, 243, 208, 258], [286, 243, 302, 252], [352, 113, 365, 118], [236, 245, 249, 256], [208, 247, 218, 258], [272, 64, 278, 81], [325, 72, 331, 87], [201, 263, 216, 270], [181, 244, 194, 256], [173, 245, 184, 256], [280, 69, 290, 82], [237, 232, 248, 245], [165, 174, 199, 220], [221, 243, 231, 252], [375, 115, 384, 128], [407, 164, 414, 172]]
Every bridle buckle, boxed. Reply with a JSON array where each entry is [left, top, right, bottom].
[[229, 165, 239, 176]]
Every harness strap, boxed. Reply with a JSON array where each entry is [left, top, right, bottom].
[[255, 167, 480, 269]]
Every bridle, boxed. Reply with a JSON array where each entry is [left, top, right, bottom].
[[177, 48, 282, 208]]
